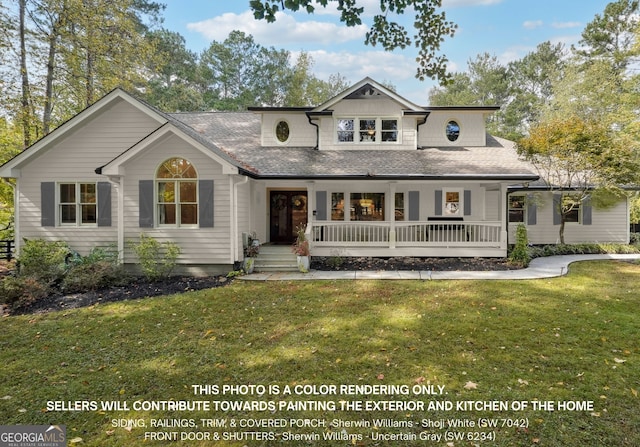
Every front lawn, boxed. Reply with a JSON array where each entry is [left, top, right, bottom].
[[1, 261, 638, 446]]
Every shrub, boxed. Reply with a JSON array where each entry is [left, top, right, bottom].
[[0, 275, 50, 308], [129, 234, 181, 281], [62, 246, 128, 293], [18, 239, 70, 285], [508, 224, 531, 267]]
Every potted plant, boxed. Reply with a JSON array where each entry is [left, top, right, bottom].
[[291, 225, 310, 273], [243, 232, 259, 274]]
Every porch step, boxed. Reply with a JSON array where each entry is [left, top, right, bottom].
[[254, 245, 299, 272]]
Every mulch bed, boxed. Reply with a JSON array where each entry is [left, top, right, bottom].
[[4, 256, 518, 316], [7, 275, 230, 316], [311, 256, 516, 272]]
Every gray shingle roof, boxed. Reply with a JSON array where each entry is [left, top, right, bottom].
[[169, 112, 538, 180]]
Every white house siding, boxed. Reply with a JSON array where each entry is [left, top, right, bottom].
[[259, 113, 316, 147], [419, 111, 487, 147], [318, 99, 418, 151], [508, 192, 629, 244], [121, 134, 233, 268], [16, 98, 161, 255]]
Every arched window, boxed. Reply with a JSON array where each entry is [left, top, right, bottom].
[[156, 158, 198, 226]]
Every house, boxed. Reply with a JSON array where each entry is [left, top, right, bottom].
[[0, 78, 632, 274]]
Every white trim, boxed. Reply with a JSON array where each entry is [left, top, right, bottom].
[[334, 116, 401, 145], [274, 119, 291, 145], [442, 188, 464, 217], [313, 77, 424, 112]]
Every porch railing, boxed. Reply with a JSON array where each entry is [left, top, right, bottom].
[[311, 221, 502, 247]]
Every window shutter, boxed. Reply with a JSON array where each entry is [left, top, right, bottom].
[[316, 191, 327, 220], [97, 182, 112, 227], [582, 198, 592, 225], [434, 190, 442, 216], [408, 191, 419, 221], [199, 180, 214, 228], [139, 180, 154, 228], [553, 194, 561, 225], [41, 182, 56, 227], [526, 194, 537, 225], [464, 190, 471, 216]]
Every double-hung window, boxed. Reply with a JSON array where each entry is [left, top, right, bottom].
[[59, 182, 97, 225], [337, 117, 399, 144], [156, 158, 198, 227], [508, 195, 525, 223]]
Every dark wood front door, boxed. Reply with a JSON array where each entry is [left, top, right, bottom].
[[270, 191, 307, 244]]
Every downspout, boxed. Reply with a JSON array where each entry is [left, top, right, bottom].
[[232, 175, 249, 264], [306, 112, 320, 150], [415, 112, 430, 149], [116, 176, 124, 264]]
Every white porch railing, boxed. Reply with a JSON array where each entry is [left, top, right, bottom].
[[311, 220, 503, 248]]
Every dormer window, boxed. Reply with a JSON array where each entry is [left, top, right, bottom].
[[337, 117, 399, 144], [446, 120, 460, 142]]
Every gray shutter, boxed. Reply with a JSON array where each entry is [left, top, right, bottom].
[[139, 180, 154, 228], [199, 180, 214, 228], [97, 182, 112, 227], [316, 191, 327, 220], [408, 191, 419, 221], [463, 190, 471, 216], [582, 198, 592, 225], [41, 182, 56, 227], [553, 194, 561, 226], [434, 190, 442, 216], [526, 194, 537, 225]]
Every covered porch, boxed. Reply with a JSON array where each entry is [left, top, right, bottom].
[[253, 180, 513, 258]]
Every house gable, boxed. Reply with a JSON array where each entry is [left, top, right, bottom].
[[0, 89, 167, 179]]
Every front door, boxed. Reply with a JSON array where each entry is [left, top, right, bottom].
[[270, 191, 308, 244]]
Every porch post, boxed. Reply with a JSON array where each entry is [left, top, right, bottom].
[[388, 182, 396, 249], [307, 181, 316, 248], [500, 183, 508, 251]]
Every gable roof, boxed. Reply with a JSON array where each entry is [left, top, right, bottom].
[[170, 112, 538, 181], [0, 89, 167, 178], [312, 77, 425, 112]]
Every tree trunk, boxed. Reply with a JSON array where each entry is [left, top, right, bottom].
[[19, 0, 32, 147], [559, 218, 566, 245], [43, 28, 59, 135]]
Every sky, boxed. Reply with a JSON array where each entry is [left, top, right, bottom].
[[159, 0, 611, 102]]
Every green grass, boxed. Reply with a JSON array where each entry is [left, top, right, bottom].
[[1, 261, 639, 446]]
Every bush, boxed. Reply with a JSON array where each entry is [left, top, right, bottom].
[[62, 246, 127, 293], [18, 239, 70, 285], [129, 234, 181, 281], [0, 275, 50, 308], [508, 224, 531, 267]]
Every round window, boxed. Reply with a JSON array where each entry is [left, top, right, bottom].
[[446, 120, 460, 142], [275, 120, 290, 143]]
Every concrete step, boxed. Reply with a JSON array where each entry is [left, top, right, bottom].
[[254, 245, 299, 272]]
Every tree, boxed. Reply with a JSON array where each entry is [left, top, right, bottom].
[[506, 41, 566, 136], [285, 53, 350, 106], [517, 115, 638, 244], [1, 0, 162, 143], [143, 29, 204, 112], [250, 0, 457, 84], [577, 0, 639, 73]]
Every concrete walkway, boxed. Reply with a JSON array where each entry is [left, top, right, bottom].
[[241, 254, 640, 281]]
